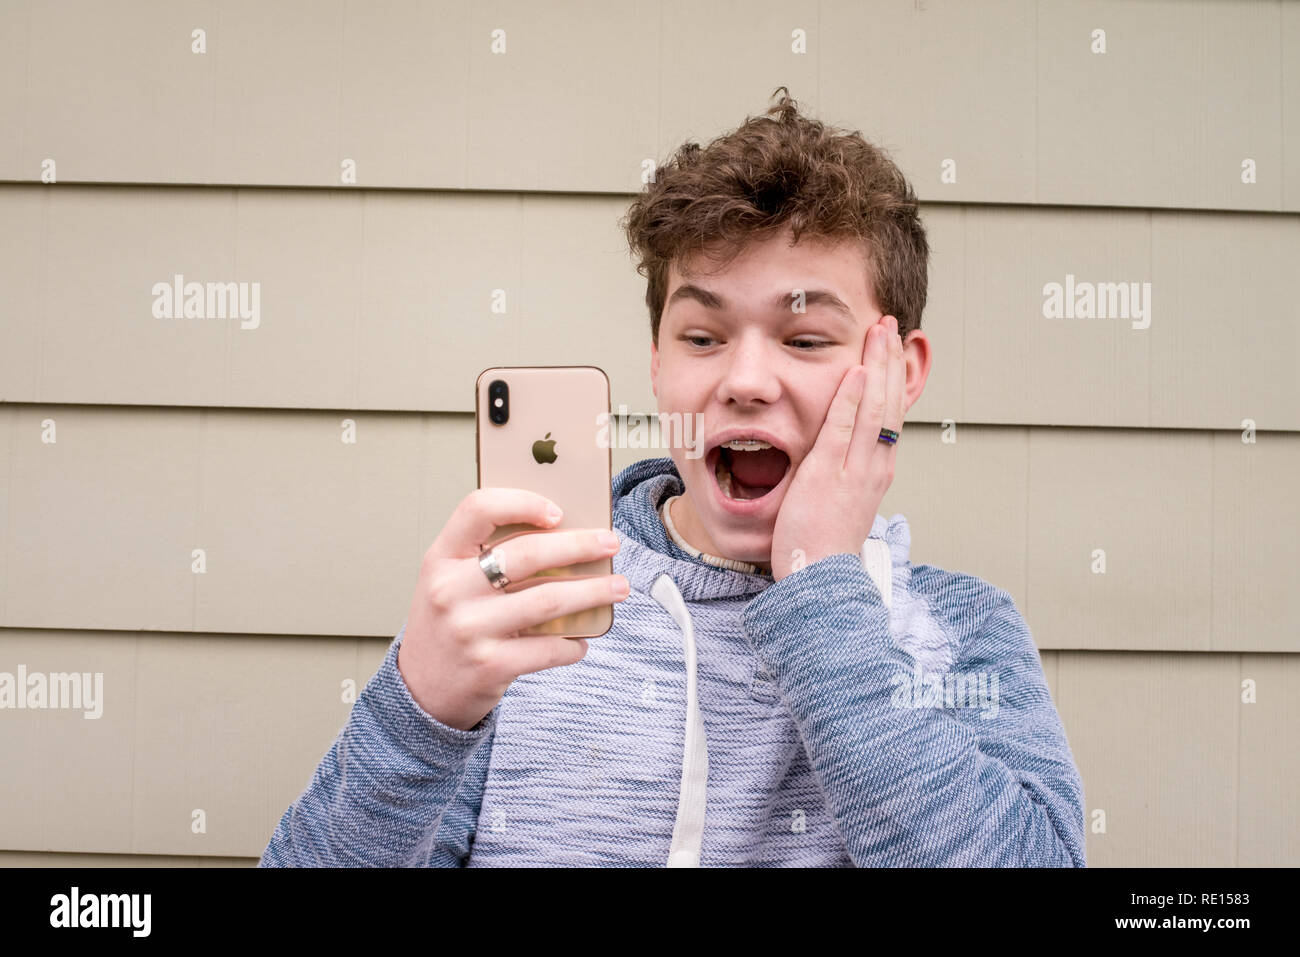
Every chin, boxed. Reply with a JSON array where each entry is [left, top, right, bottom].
[[712, 528, 775, 566]]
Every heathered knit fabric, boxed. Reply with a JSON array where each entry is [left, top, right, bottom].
[[259, 456, 1086, 867]]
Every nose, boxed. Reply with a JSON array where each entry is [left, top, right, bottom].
[[714, 330, 782, 407]]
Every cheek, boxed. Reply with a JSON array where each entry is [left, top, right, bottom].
[[656, 370, 708, 411], [801, 370, 848, 418]]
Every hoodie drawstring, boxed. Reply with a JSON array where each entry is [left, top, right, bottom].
[[860, 537, 893, 612], [650, 573, 709, 867]]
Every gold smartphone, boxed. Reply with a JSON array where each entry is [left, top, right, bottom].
[[475, 366, 614, 639]]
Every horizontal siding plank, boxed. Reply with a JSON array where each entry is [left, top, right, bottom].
[[1287, 1, 1300, 214], [1057, 652, 1244, 867], [1, 0, 1293, 212], [956, 207, 1154, 428], [5, 406, 207, 632], [1059, 651, 1300, 867], [1211, 433, 1300, 653], [2, 185, 1297, 428], [1024, 429, 1216, 652], [1149, 212, 1300, 429], [0, 2, 25, 178], [0, 406, 11, 625], [3, 0, 218, 186], [821, 0, 1038, 205], [1, 406, 443, 636], [1237, 653, 1300, 866], [2, 631, 1293, 864], [0, 406, 1295, 651], [1035, 0, 1285, 211], [0, 629, 388, 857]]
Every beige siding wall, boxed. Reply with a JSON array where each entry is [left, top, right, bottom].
[[1, 0, 1295, 866], [3, 189, 1298, 428]]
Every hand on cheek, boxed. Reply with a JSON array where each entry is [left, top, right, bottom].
[[769, 315, 906, 581]]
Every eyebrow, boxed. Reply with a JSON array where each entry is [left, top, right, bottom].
[[666, 283, 857, 323]]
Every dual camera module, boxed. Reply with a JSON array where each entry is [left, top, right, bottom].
[[488, 379, 509, 425]]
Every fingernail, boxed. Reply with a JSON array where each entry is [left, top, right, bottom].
[[546, 504, 563, 523], [611, 576, 630, 598], [599, 530, 619, 548]]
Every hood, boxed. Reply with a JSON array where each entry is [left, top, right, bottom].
[[608, 456, 927, 867], [611, 455, 913, 598], [611, 455, 775, 601]]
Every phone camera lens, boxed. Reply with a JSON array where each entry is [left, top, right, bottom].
[[488, 379, 509, 424]]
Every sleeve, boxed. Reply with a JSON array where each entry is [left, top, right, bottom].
[[258, 624, 499, 868], [741, 552, 1087, 868]]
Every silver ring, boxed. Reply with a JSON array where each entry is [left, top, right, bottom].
[[479, 547, 510, 590]]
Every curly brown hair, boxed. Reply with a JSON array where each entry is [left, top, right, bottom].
[[620, 87, 929, 346]]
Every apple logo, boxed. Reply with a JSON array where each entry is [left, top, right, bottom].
[[532, 432, 558, 464]]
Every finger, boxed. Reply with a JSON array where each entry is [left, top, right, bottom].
[[438, 487, 563, 558], [470, 574, 629, 638], [466, 527, 620, 595], [868, 316, 906, 482], [502, 635, 591, 677], [882, 315, 906, 435], [846, 319, 890, 472], [805, 362, 866, 474]]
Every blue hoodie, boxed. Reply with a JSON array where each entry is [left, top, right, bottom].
[[260, 456, 1087, 867]]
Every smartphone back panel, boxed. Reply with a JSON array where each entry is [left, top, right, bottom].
[[475, 366, 613, 639]]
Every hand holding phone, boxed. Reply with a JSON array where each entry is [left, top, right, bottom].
[[397, 487, 628, 732]]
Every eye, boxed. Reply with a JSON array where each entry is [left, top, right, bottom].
[[789, 338, 830, 351], [681, 334, 718, 348]]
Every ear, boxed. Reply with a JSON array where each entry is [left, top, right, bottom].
[[900, 329, 932, 413], [650, 337, 660, 399]]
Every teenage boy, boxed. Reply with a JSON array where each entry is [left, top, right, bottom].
[[261, 90, 1086, 867]]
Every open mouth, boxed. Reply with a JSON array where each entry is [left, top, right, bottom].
[[707, 439, 792, 502]]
